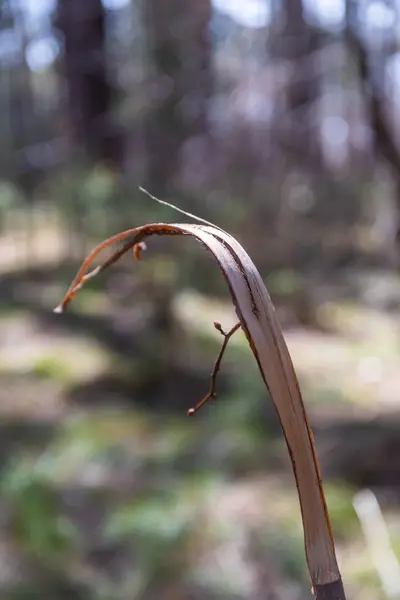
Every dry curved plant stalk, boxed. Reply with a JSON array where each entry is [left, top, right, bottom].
[[55, 201, 346, 600]]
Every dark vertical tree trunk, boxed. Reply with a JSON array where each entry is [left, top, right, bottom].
[[55, 0, 121, 165], [345, 0, 400, 264], [270, 0, 321, 168], [144, 0, 212, 194]]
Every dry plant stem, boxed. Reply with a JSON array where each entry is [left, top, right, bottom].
[[55, 222, 346, 600], [187, 321, 241, 416]]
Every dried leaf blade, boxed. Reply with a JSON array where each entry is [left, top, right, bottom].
[[55, 221, 345, 598]]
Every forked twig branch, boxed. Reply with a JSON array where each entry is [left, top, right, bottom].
[[188, 321, 241, 416]]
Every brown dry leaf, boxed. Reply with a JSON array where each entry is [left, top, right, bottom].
[[55, 213, 346, 600]]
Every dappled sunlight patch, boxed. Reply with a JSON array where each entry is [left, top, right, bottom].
[[286, 319, 400, 412], [316, 301, 400, 351], [0, 372, 66, 421], [0, 313, 112, 387]]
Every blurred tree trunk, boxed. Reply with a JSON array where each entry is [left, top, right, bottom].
[[268, 0, 324, 268], [270, 0, 321, 169], [144, 0, 212, 194], [345, 0, 400, 263], [55, 0, 121, 165]]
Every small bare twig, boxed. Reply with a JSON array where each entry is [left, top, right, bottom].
[[187, 321, 241, 416], [139, 186, 223, 231]]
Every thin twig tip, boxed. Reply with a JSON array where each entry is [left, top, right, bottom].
[[213, 321, 225, 335], [138, 186, 223, 230], [53, 305, 64, 314]]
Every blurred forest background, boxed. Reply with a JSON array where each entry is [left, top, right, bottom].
[[1, 0, 400, 598]]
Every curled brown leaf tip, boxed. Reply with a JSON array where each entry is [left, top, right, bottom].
[[133, 241, 147, 261], [54, 274, 88, 313]]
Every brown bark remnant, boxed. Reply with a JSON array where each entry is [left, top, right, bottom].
[[55, 0, 121, 164], [144, 0, 212, 193]]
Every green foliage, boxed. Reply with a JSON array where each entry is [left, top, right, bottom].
[[68, 288, 110, 315], [2, 458, 77, 565], [51, 165, 118, 214], [266, 269, 305, 298], [262, 528, 307, 582], [31, 356, 73, 383], [106, 493, 195, 582], [305, 384, 348, 407], [107, 496, 193, 546], [0, 180, 24, 212], [324, 484, 359, 539]]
